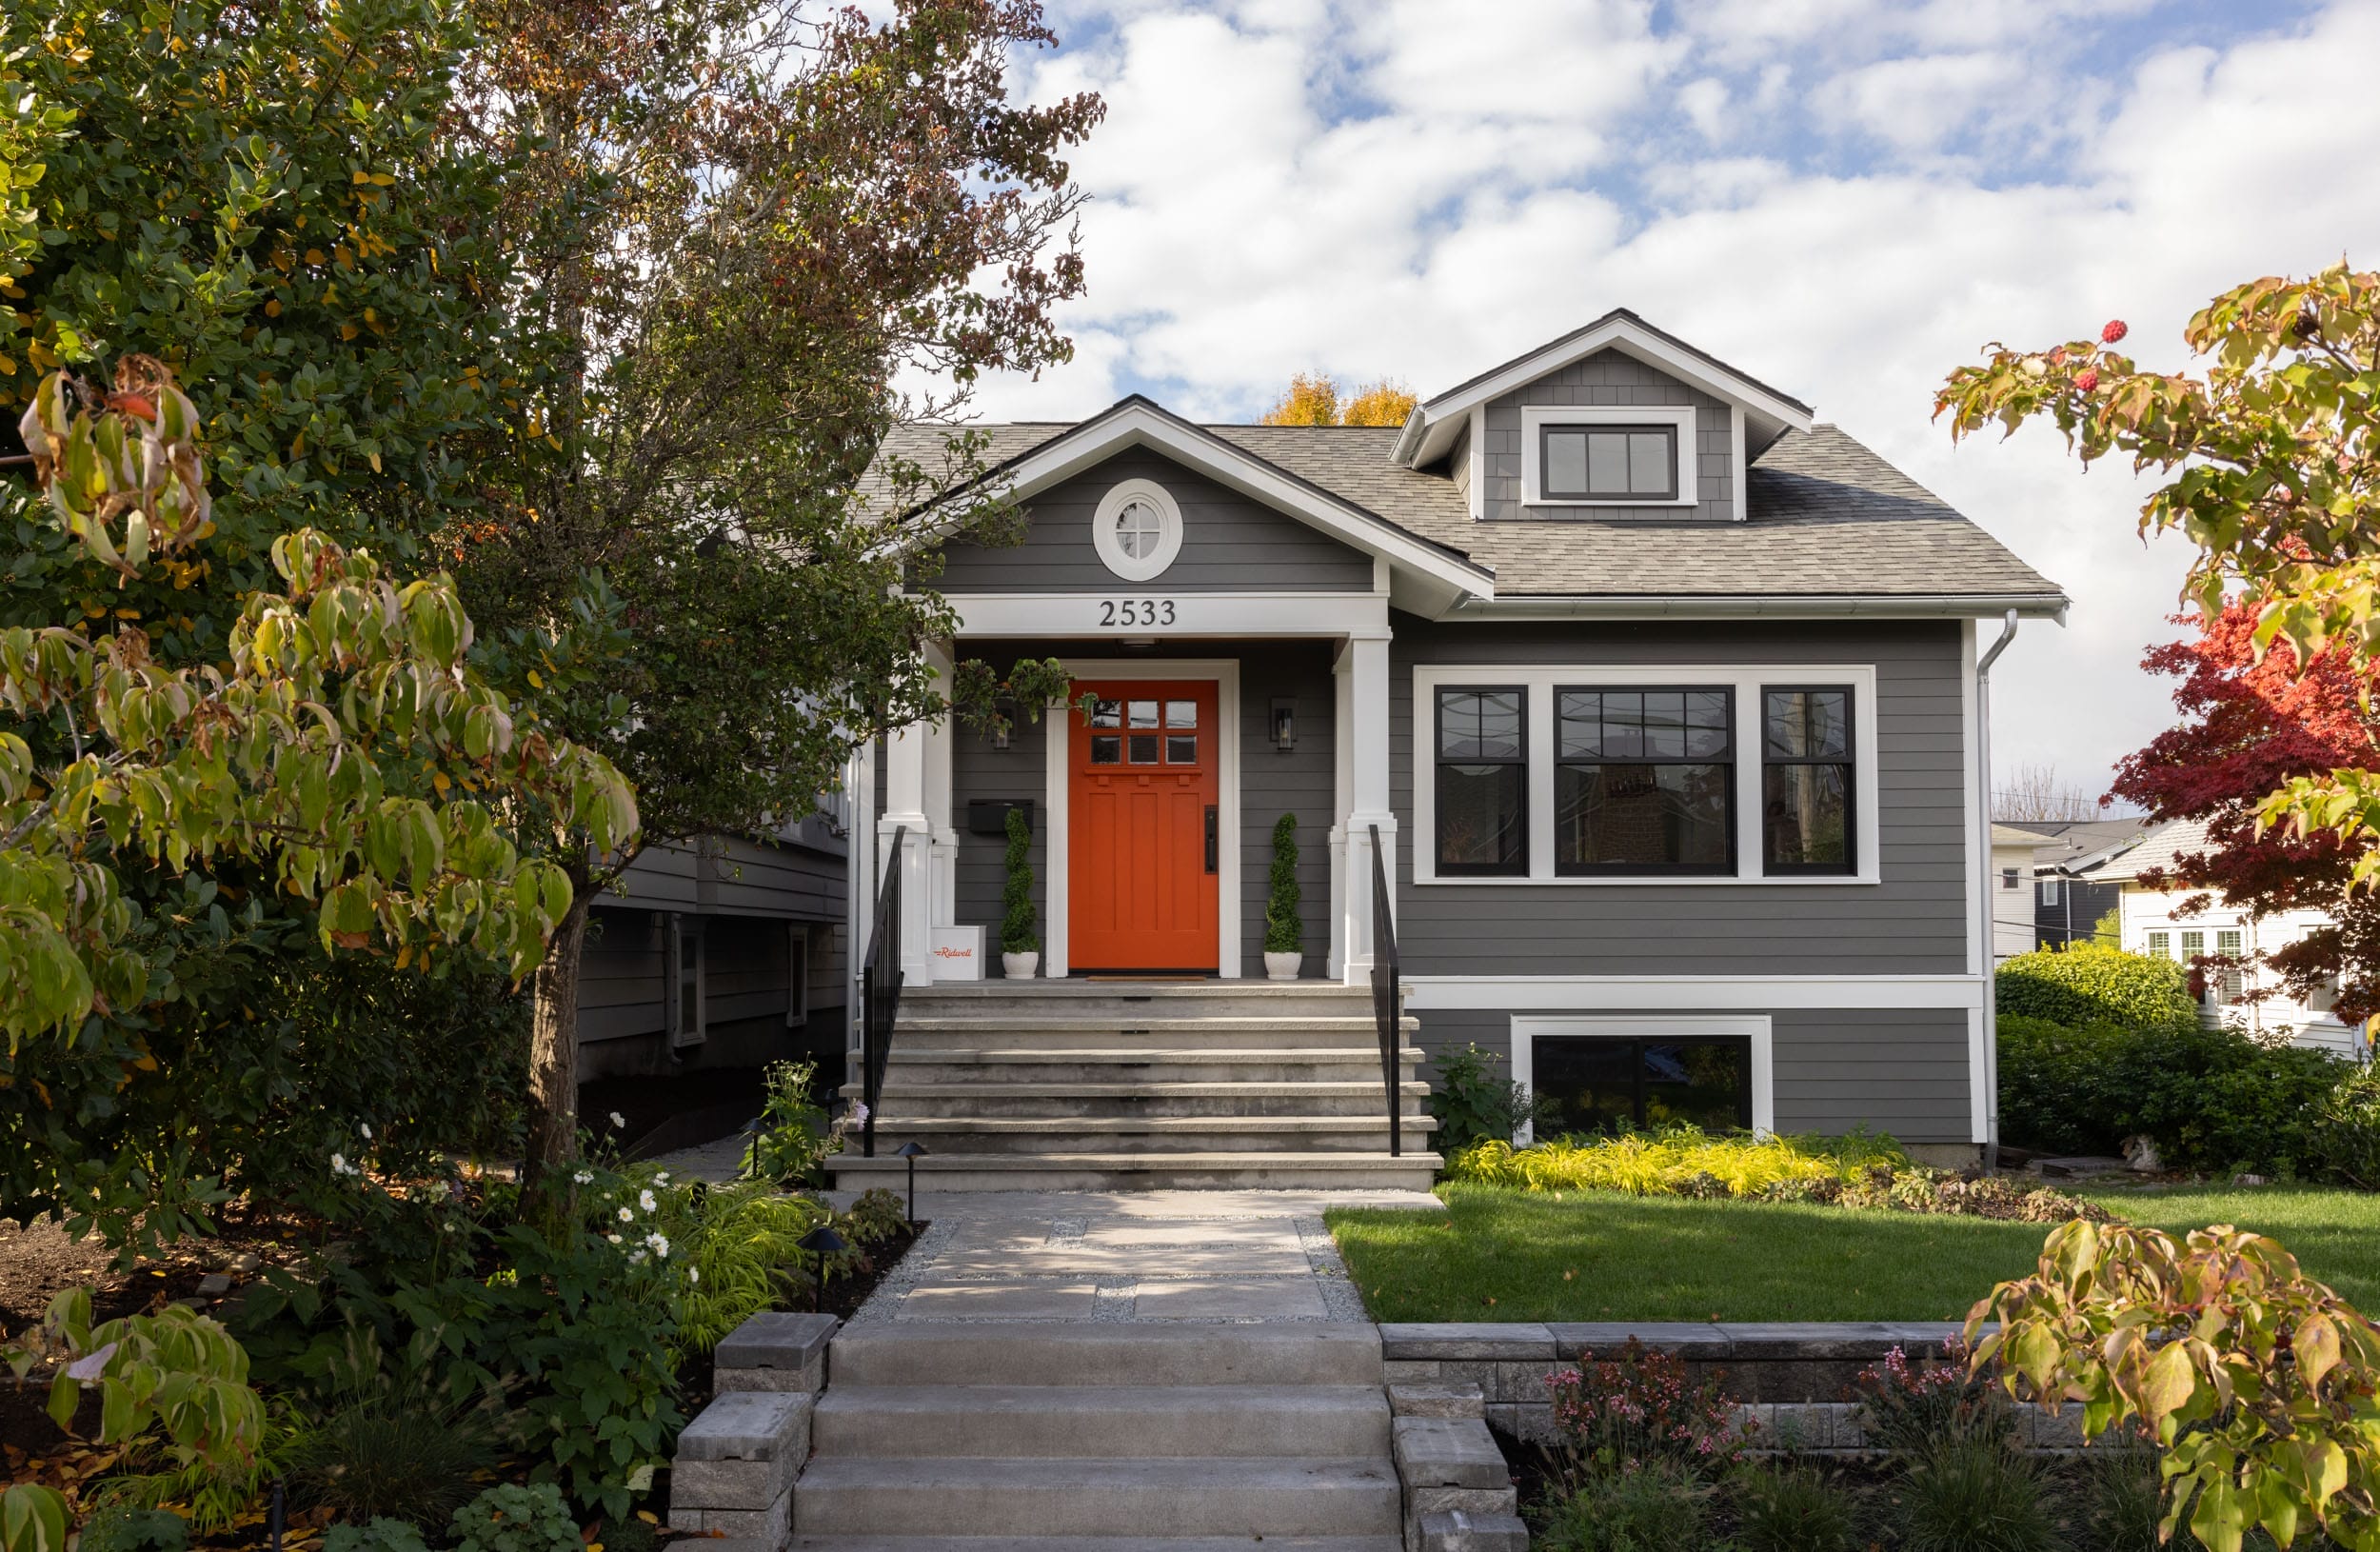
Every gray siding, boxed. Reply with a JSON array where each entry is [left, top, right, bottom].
[[933, 449, 1375, 593], [1391, 617, 1969, 977], [1481, 349, 1735, 522], [947, 642, 1337, 973], [1411, 1006, 1971, 1144], [612, 836, 843, 921]]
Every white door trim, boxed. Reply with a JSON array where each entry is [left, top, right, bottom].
[[1043, 658, 1242, 979], [1511, 1013, 1775, 1144]]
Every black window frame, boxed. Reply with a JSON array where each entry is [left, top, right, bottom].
[[1537, 423, 1680, 502], [1533, 1034, 1755, 1136], [1433, 685, 1529, 878], [1760, 684, 1856, 877], [1551, 685, 1736, 878]]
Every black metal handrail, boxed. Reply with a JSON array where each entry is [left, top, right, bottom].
[[1368, 823, 1401, 1157], [860, 826, 906, 1158]]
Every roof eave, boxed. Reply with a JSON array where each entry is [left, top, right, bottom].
[[1445, 591, 2071, 622]]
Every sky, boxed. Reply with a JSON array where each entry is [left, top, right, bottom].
[[942, 0, 2380, 811]]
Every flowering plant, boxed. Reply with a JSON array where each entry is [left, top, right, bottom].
[[1543, 1340, 1749, 1480], [1853, 1338, 2012, 1455]]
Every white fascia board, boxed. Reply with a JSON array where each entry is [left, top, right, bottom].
[[1406, 975, 1986, 1011], [948, 590, 1391, 639], [1404, 316, 1816, 467], [1446, 593, 2072, 622], [988, 405, 1495, 601]]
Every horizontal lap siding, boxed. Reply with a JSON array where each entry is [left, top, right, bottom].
[[934, 449, 1375, 593], [1391, 617, 1969, 977], [707, 837, 843, 920], [950, 648, 1049, 972], [581, 908, 664, 1043], [1413, 1007, 1971, 1144]]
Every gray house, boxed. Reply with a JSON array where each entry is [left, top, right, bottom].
[[835, 310, 2067, 1190]]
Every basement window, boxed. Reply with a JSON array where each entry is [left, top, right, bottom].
[[1532, 1035, 1753, 1137]]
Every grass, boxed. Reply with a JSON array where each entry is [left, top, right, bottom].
[[1325, 1180, 2380, 1323]]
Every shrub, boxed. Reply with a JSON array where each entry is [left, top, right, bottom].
[[1265, 813, 1302, 955], [1450, 1125, 1905, 1199], [1428, 1045, 1555, 1154], [1533, 1459, 1712, 1552], [1001, 806, 1038, 956], [448, 1483, 581, 1552], [286, 1324, 505, 1529], [657, 1182, 832, 1358], [2077, 1451, 2164, 1552], [743, 1059, 843, 1185], [2318, 1062, 2380, 1188], [1852, 1341, 2011, 1455], [323, 1522, 432, 1552], [77, 1508, 188, 1552], [1994, 943, 2197, 1036], [1993, 1015, 2135, 1157], [1543, 1340, 1748, 1480], [1893, 1441, 2062, 1552], [1731, 1462, 1863, 1552]]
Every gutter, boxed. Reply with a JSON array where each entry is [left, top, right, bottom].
[[1976, 608, 2020, 1174], [1443, 593, 2071, 622]]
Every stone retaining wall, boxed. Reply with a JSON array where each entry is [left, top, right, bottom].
[[667, 1312, 839, 1549]]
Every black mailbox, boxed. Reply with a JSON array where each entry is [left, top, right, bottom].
[[967, 799, 1034, 837]]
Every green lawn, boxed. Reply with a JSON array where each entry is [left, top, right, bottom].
[[1325, 1181, 2380, 1323]]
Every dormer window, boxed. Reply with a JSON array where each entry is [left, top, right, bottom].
[[1541, 424, 1677, 502], [1518, 405, 1698, 507]]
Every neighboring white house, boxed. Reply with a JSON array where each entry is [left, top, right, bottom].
[[1990, 823, 2040, 963], [2070, 815, 2364, 1056]]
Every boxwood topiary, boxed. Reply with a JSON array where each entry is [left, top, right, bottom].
[[1993, 944, 2198, 1038]]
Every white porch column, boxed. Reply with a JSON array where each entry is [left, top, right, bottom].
[[1327, 642, 1353, 980], [881, 700, 938, 986], [922, 640, 959, 935], [1341, 630, 1397, 985]]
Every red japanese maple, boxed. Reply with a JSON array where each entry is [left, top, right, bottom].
[[2111, 602, 2380, 1020]]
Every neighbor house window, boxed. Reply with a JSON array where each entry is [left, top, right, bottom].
[[1435, 687, 1527, 876], [2000, 867, 2021, 890], [1538, 424, 1677, 502], [2146, 930, 2171, 959], [1554, 688, 1733, 875], [2215, 927, 2244, 1005], [1532, 1035, 1752, 1136], [1761, 688, 1854, 873], [2039, 879, 2062, 906]]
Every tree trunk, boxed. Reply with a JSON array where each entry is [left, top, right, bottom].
[[525, 880, 593, 1200]]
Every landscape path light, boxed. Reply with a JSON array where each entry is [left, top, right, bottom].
[[799, 1224, 848, 1313], [894, 1141, 930, 1224]]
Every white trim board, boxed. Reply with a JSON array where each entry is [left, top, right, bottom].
[[1042, 658, 1242, 980], [1404, 974, 1986, 1012], [1517, 405, 1698, 508], [1511, 1014, 1775, 1142], [1410, 662, 1882, 886], [951, 590, 1390, 640]]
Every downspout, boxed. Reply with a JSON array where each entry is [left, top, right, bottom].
[[1977, 609, 2020, 1173]]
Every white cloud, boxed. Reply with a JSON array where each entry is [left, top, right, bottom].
[[971, 0, 2380, 800]]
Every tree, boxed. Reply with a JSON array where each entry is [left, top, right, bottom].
[[444, 0, 1105, 1182], [2111, 598, 2380, 1021], [1937, 264, 2380, 877], [1259, 372, 1418, 428], [1, 0, 559, 1248], [1994, 762, 2105, 824], [3, 363, 632, 1249]]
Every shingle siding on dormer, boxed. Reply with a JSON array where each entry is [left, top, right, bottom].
[[1481, 349, 1735, 522]]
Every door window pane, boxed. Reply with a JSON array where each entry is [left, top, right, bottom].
[[1090, 735, 1121, 765], [1128, 700, 1160, 728], [1165, 700, 1198, 728], [1090, 698, 1121, 728], [1166, 735, 1198, 765], [1127, 734, 1160, 765]]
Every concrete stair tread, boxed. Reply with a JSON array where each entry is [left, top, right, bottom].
[[869, 1115, 1438, 1131], [894, 1015, 1418, 1029], [794, 1456, 1400, 1538], [845, 1081, 1432, 1097], [796, 1455, 1398, 1488], [833, 1150, 1441, 1167], [814, 1383, 1389, 1458], [827, 1322, 1382, 1385], [885, 1046, 1428, 1062], [819, 1383, 1388, 1412], [791, 1527, 1398, 1545]]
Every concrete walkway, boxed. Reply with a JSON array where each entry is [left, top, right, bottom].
[[823, 1187, 1439, 1326]]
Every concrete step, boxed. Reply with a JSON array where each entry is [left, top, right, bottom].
[[791, 1538, 1401, 1552], [812, 1383, 1390, 1458], [861, 1114, 1437, 1154], [892, 1014, 1417, 1046], [845, 1081, 1431, 1120], [881, 1048, 1426, 1084], [829, 1322, 1383, 1388], [900, 984, 1386, 1020], [828, 1150, 1442, 1191], [791, 1456, 1401, 1538]]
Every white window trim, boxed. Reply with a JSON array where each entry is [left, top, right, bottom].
[[1091, 477, 1184, 583], [1519, 405, 1697, 508], [1411, 663, 1881, 886], [1511, 1013, 1775, 1144]]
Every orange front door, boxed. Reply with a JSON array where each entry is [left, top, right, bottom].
[[1069, 681, 1220, 973]]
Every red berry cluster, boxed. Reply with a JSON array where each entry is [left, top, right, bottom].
[[2101, 319, 2128, 344]]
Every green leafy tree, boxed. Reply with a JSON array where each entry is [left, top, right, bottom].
[[2, 363, 632, 1245], [1938, 264, 2380, 880], [442, 0, 1104, 1181], [1265, 811, 1300, 955], [1000, 805, 1037, 957]]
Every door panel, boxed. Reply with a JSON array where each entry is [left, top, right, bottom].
[[1070, 681, 1220, 971]]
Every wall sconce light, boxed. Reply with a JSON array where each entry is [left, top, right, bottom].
[[1270, 698, 1296, 752], [992, 723, 1010, 752]]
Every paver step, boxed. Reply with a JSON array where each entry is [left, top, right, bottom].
[[892, 1013, 1417, 1041], [828, 1150, 1441, 1191], [843, 1080, 1430, 1121], [791, 1456, 1401, 1538], [877, 1049, 1425, 1084], [858, 1114, 1436, 1154], [828, 1321, 1382, 1387], [812, 1383, 1390, 1458], [790, 1538, 1402, 1551]]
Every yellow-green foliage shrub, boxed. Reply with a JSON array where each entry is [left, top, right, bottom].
[[1448, 1125, 1906, 1198]]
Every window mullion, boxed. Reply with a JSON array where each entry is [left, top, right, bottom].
[[1528, 681, 1556, 880]]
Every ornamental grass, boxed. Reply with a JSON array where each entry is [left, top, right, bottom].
[[1447, 1125, 1906, 1199]]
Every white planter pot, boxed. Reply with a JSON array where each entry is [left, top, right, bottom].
[[1002, 951, 1040, 980], [1263, 950, 1302, 982]]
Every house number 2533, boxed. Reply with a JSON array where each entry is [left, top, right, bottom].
[[1100, 599, 1176, 627]]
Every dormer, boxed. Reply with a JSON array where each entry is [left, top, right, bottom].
[[1390, 309, 1815, 523]]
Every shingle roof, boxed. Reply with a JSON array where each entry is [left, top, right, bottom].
[[872, 417, 2063, 604], [1421, 307, 1815, 416], [2079, 816, 2216, 884]]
